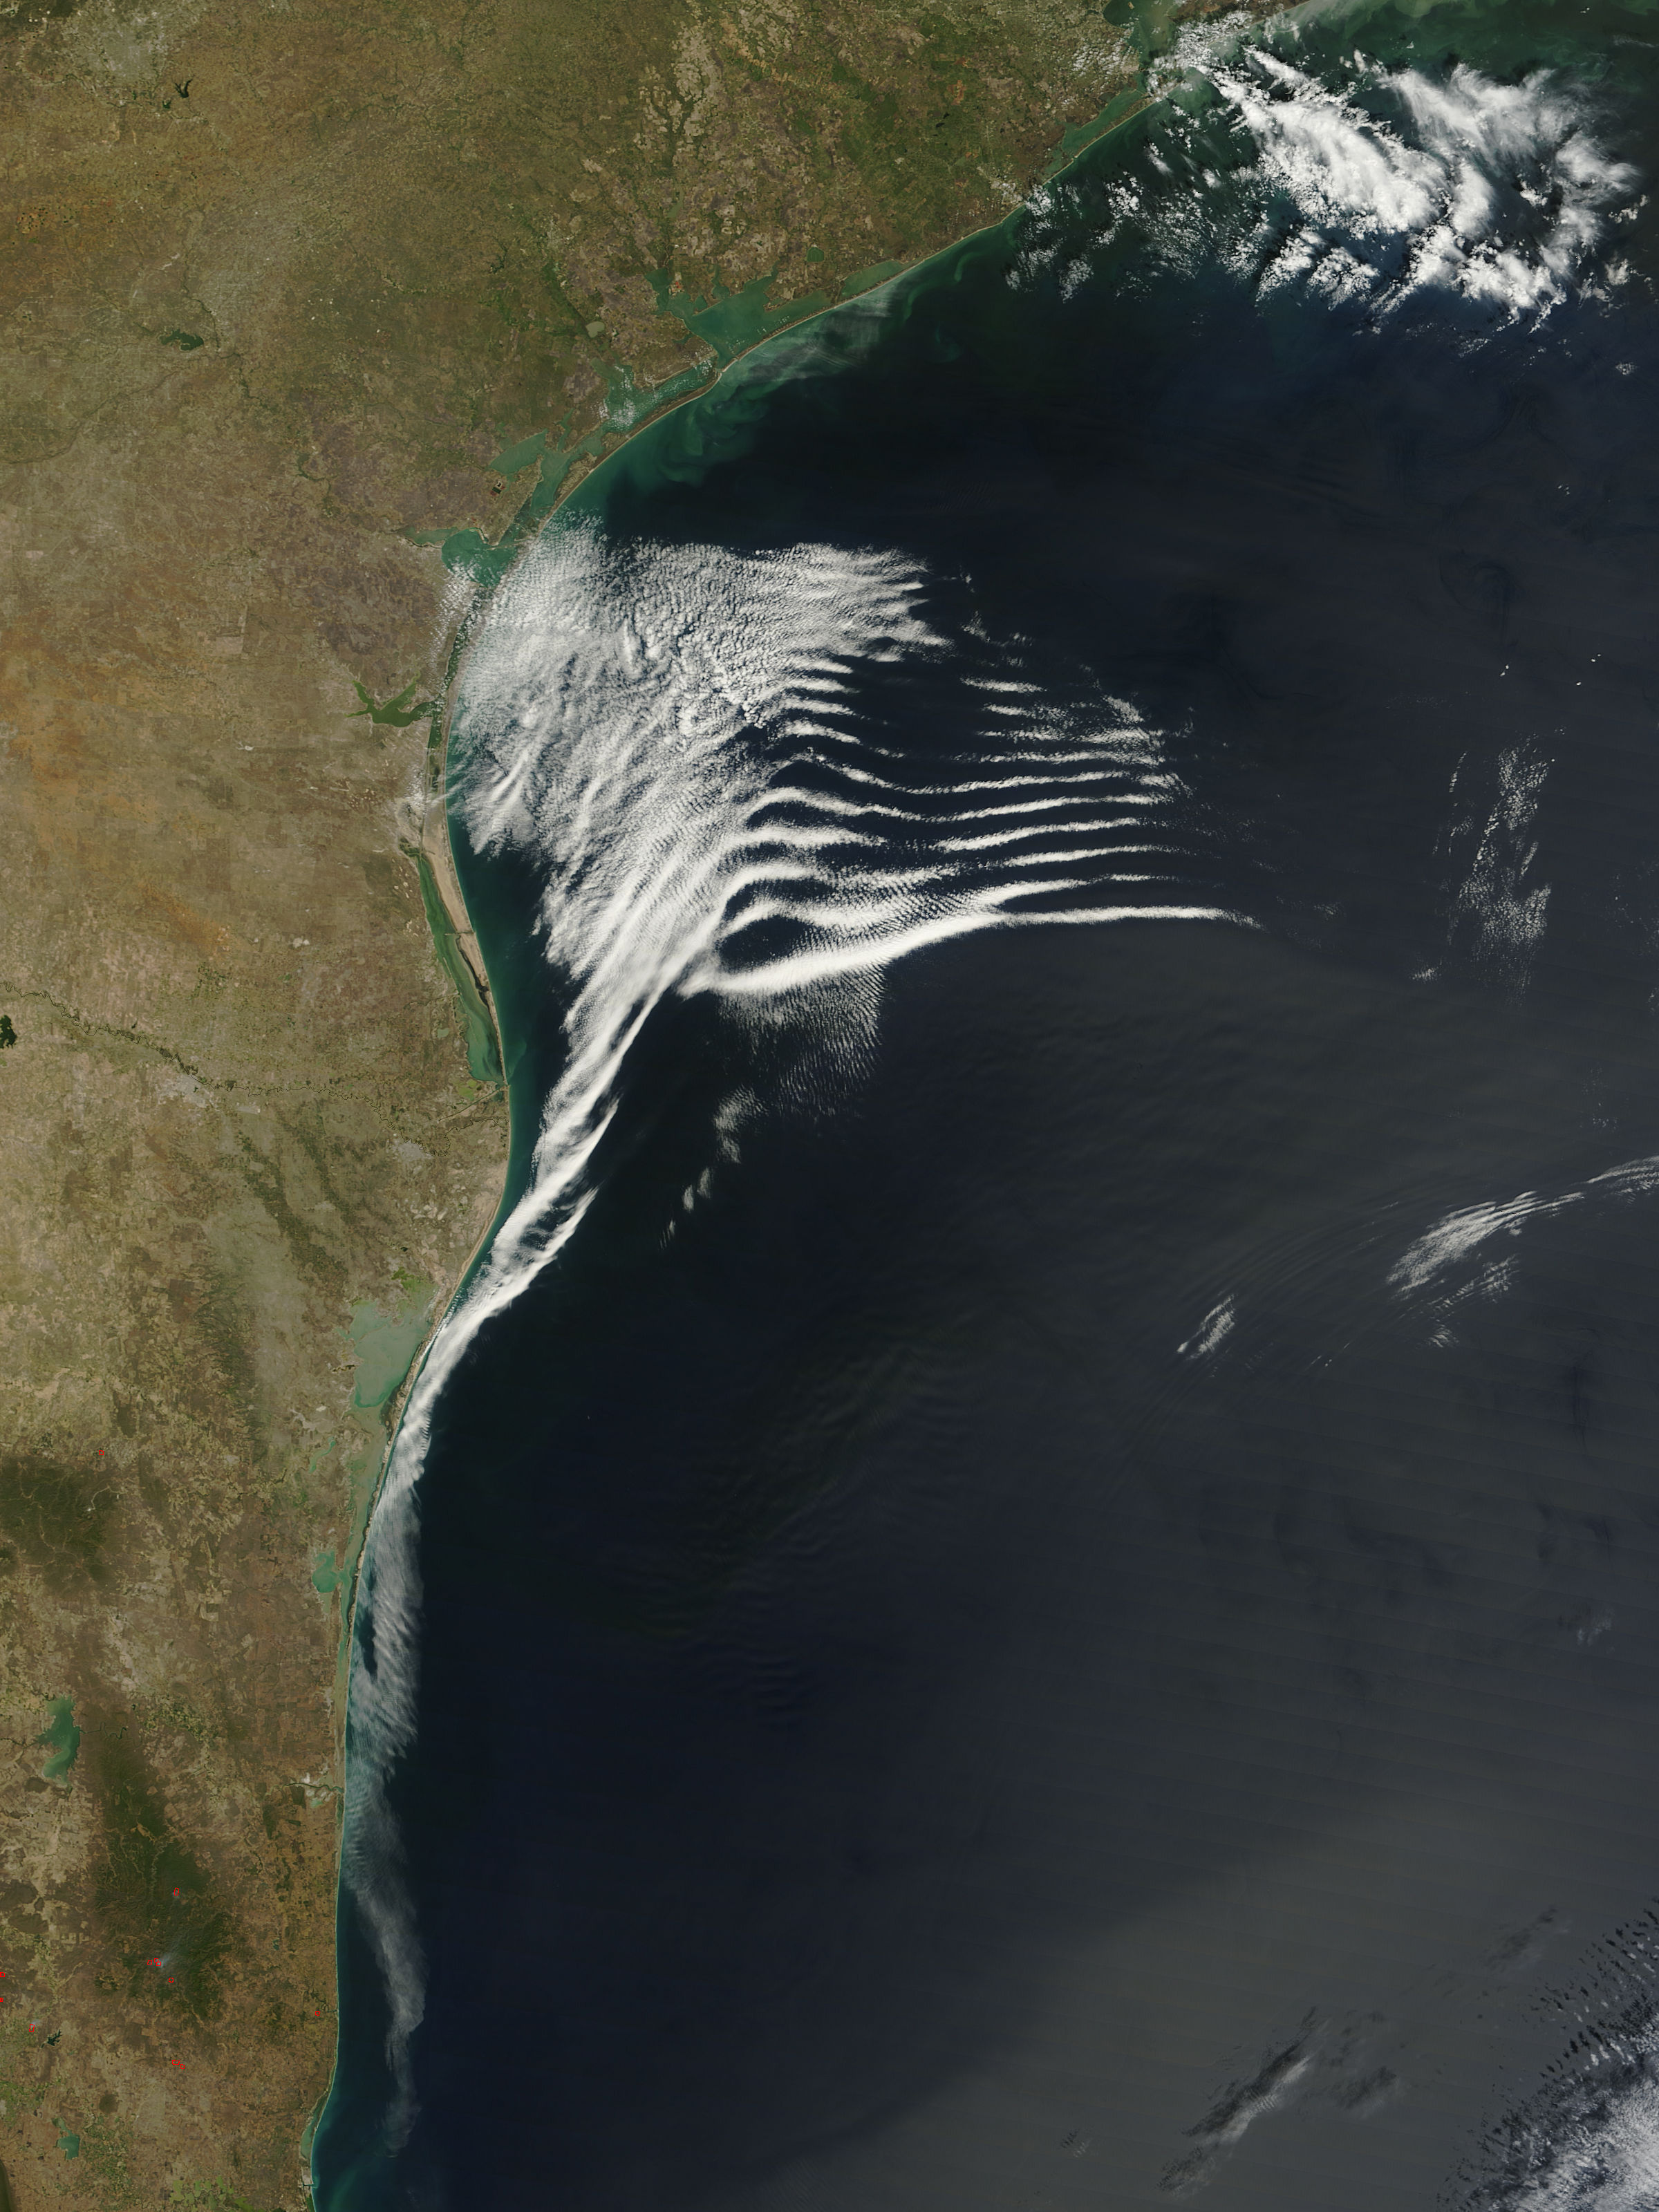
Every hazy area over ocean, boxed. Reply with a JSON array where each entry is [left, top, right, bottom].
[[314, 5, 1659, 2203]]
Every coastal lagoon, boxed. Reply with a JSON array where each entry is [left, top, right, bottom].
[[315, 5, 1659, 2203]]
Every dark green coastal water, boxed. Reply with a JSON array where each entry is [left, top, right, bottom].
[[315, 6, 1659, 2205]]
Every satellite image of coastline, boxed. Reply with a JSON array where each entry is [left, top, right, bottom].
[[7, 0, 1659, 2204]]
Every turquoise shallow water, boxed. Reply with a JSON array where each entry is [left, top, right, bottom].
[[316, 6, 1659, 2205]]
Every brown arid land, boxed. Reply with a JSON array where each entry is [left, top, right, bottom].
[[0, 0, 1256, 2200]]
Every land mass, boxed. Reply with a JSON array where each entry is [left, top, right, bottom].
[[0, 0, 1251, 2200]]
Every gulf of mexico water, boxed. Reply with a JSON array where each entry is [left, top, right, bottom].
[[313, 5, 1659, 2205]]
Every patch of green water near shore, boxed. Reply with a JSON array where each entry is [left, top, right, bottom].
[[410, 847, 501, 1083], [414, 421, 613, 590], [312, 1282, 437, 1602], [347, 1286, 438, 1418]]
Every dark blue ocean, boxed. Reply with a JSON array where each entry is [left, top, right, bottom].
[[315, 7, 1659, 2205]]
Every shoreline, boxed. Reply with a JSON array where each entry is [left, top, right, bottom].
[[405, 0, 1289, 1072], [429, 0, 1288, 597], [402, 66, 1175, 1032], [310, 20, 1270, 2181], [323, 12, 1227, 1718], [325, 0, 1266, 1850]]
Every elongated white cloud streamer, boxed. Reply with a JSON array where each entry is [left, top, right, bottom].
[[337, 526, 1250, 2135]]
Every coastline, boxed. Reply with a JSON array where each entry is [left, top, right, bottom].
[[413, 0, 1282, 613], [321, 0, 1240, 1743], [310, 15, 1276, 2184], [406, 0, 1293, 1067], [404, 59, 1177, 990], [307, 5, 1659, 2198]]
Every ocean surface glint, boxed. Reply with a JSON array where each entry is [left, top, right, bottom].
[[313, 5, 1659, 2205]]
